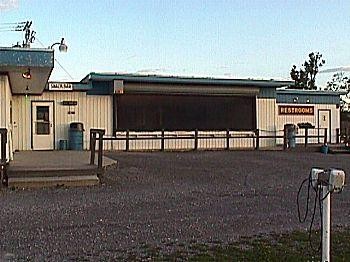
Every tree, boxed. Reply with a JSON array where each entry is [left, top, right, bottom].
[[325, 72, 350, 111], [290, 52, 325, 90]]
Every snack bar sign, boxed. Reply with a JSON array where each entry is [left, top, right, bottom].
[[279, 105, 314, 115], [48, 82, 73, 91]]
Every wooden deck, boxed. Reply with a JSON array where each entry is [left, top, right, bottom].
[[6, 151, 117, 188]]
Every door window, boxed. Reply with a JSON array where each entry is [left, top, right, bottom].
[[36, 106, 50, 135]]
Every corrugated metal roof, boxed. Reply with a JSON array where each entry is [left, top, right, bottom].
[[82, 72, 294, 88]]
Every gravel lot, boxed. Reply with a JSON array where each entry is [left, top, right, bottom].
[[0, 150, 349, 260]]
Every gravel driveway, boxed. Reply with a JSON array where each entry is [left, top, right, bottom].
[[0, 150, 349, 260]]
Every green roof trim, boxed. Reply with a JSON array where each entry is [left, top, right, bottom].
[[276, 89, 344, 105], [276, 89, 347, 96], [82, 72, 294, 88], [0, 47, 53, 67]]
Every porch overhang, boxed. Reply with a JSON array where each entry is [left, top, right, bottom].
[[0, 47, 54, 95]]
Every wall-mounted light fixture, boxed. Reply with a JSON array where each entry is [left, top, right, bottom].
[[50, 38, 68, 52], [306, 98, 310, 103], [22, 68, 31, 79], [293, 97, 299, 103]]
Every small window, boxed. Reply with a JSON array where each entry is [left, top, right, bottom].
[[37, 106, 49, 121], [36, 106, 50, 135]]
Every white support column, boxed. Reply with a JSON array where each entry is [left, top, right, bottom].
[[322, 185, 331, 262]]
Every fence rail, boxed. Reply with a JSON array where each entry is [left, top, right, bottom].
[[89, 128, 333, 167], [90, 127, 331, 161]]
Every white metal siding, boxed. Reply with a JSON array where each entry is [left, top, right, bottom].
[[0, 75, 13, 161], [12, 92, 113, 150], [257, 97, 277, 147], [9, 90, 340, 152], [276, 103, 340, 144]]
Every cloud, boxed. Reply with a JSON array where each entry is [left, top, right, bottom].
[[0, 0, 18, 11], [319, 66, 350, 74]]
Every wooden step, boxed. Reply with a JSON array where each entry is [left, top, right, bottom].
[[7, 167, 101, 188], [7, 174, 99, 189], [7, 167, 99, 178]]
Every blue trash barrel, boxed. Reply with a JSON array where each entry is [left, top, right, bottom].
[[285, 124, 296, 148], [69, 122, 84, 150]]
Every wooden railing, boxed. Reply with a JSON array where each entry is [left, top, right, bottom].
[[0, 128, 8, 187], [90, 129, 105, 169], [90, 127, 329, 155], [89, 128, 330, 167]]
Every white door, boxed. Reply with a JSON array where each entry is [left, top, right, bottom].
[[32, 101, 54, 150], [318, 110, 331, 143]]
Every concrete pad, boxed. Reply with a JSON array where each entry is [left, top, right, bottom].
[[9, 151, 117, 171], [6, 151, 117, 188]]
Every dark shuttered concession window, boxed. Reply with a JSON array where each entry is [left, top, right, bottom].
[[115, 94, 256, 131]]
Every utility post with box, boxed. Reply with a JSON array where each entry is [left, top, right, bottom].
[[298, 168, 346, 262]]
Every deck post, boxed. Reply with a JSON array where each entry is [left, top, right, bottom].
[[126, 130, 130, 152], [97, 130, 105, 169], [226, 129, 230, 150], [90, 131, 96, 165], [255, 129, 260, 150], [283, 126, 288, 150], [161, 129, 165, 151], [336, 128, 340, 144], [0, 129, 7, 163], [0, 128, 8, 186], [304, 128, 308, 147]]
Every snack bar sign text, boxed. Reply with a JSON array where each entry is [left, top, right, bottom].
[[48, 82, 73, 91]]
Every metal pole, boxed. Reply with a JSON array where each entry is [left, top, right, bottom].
[[322, 185, 331, 262]]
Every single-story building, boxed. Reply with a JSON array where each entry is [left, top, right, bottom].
[[276, 89, 343, 144], [0, 47, 343, 160]]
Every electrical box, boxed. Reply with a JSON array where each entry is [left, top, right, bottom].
[[329, 169, 346, 193], [311, 168, 324, 189]]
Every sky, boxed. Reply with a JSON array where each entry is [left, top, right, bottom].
[[1, 0, 350, 87]]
